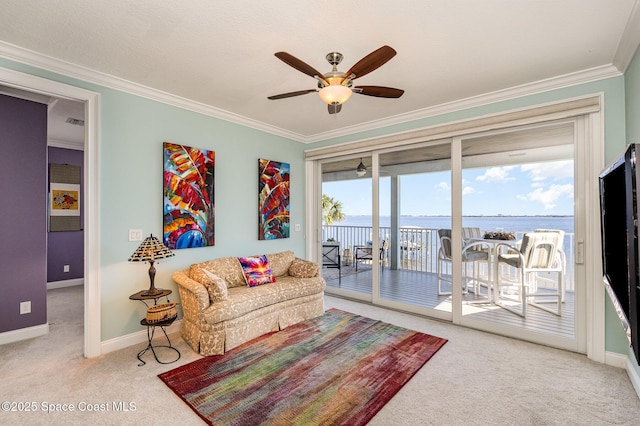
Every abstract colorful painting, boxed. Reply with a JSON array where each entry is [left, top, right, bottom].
[[163, 142, 215, 249], [259, 158, 290, 240]]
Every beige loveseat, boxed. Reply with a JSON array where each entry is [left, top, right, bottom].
[[172, 251, 325, 356]]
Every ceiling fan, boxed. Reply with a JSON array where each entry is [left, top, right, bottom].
[[267, 45, 404, 114]]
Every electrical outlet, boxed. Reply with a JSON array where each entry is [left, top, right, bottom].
[[20, 301, 31, 315], [64, 264, 70, 273], [129, 229, 143, 242], [294, 224, 301, 232]]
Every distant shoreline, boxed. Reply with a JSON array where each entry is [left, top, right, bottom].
[[330, 215, 574, 233], [345, 214, 574, 218]]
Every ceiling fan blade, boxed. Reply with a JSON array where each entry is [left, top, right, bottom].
[[268, 89, 317, 100], [328, 103, 342, 114], [354, 86, 404, 98], [343, 46, 397, 80], [274, 52, 328, 85]]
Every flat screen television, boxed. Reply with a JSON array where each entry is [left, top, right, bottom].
[[599, 144, 640, 363]]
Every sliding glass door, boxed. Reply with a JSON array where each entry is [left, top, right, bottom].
[[376, 141, 453, 319], [458, 123, 578, 347], [315, 119, 584, 352], [320, 155, 373, 302]]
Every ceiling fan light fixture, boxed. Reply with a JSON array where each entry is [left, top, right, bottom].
[[318, 84, 352, 105], [355, 158, 367, 177], [269, 46, 402, 114]]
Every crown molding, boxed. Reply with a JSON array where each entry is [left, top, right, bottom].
[[0, 41, 303, 141], [613, 0, 640, 72], [0, 40, 624, 145], [48, 138, 84, 151], [306, 94, 602, 159], [302, 64, 622, 143]]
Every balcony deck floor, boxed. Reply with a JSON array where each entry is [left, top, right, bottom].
[[323, 265, 575, 339]]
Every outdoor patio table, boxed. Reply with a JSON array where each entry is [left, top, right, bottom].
[[469, 238, 517, 304]]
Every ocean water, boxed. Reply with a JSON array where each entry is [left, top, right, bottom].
[[336, 215, 574, 234]]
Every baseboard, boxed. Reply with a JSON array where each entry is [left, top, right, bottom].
[[100, 319, 182, 355], [47, 278, 84, 290], [606, 350, 640, 399], [0, 323, 49, 345], [605, 350, 629, 369], [626, 357, 640, 399]]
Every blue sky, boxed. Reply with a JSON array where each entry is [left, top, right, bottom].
[[323, 160, 574, 216]]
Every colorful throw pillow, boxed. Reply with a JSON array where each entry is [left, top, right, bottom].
[[237, 255, 276, 287]]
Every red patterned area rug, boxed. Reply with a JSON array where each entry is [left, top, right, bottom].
[[159, 308, 447, 425]]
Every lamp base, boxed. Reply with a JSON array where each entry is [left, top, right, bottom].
[[140, 287, 164, 297], [141, 260, 162, 297]]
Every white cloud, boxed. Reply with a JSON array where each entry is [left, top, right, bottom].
[[462, 186, 476, 195], [476, 166, 515, 183], [436, 181, 450, 191], [517, 183, 574, 210], [521, 160, 573, 181]]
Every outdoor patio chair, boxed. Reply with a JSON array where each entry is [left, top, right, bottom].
[[354, 240, 386, 271], [534, 228, 567, 302], [322, 242, 341, 283], [494, 230, 564, 317], [462, 226, 483, 244], [437, 229, 490, 297]]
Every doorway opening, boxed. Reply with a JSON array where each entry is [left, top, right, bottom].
[[0, 67, 100, 358]]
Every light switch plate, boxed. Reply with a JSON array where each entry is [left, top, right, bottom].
[[129, 229, 143, 241], [294, 224, 301, 232]]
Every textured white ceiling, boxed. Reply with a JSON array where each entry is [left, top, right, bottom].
[[0, 0, 638, 142]]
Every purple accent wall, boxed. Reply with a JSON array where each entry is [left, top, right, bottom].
[[47, 147, 84, 282], [0, 94, 48, 333]]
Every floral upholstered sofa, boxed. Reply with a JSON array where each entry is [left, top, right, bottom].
[[172, 250, 325, 356]]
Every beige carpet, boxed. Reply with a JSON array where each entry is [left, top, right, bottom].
[[1, 285, 639, 425]]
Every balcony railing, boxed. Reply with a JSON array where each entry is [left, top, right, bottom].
[[322, 225, 575, 292]]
